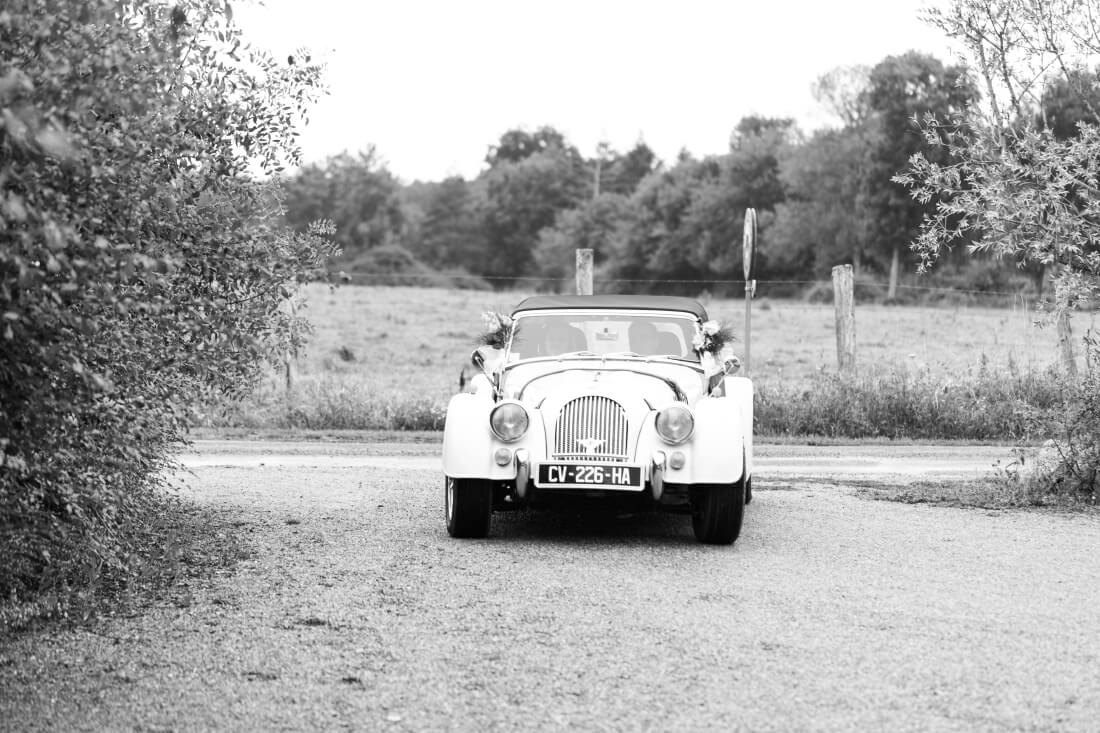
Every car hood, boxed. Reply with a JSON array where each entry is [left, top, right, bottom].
[[501, 359, 706, 408]]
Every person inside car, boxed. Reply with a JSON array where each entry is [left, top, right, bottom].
[[543, 321, 586, 355], [628, 320, 662, 355]]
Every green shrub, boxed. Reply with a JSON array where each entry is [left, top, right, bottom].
[[1, 0, 331, 624], [1014, 336, 1100, 504]]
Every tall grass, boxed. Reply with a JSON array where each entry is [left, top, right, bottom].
[[206, 360, 1064, 441], [755, 361, 1062, 441], [207, 376, 448, 431], [200, 284, 1088, 441]]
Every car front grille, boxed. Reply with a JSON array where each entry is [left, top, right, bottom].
[[553, 396, 629, 462]]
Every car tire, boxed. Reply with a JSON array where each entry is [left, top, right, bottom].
[[745, 476, 753, 505], [445, 476, 492, 538], [690, 478, 746, 545]]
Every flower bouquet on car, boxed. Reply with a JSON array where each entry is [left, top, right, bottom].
[[693, 320, 740, 376]]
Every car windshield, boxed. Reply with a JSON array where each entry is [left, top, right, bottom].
[[508, 312, 699, 362]]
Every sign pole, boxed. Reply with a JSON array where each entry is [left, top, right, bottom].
[[742, 208, 757, 375]]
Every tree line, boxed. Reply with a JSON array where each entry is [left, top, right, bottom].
[[283, 49, 1095, 299]]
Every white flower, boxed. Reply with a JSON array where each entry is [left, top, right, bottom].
[[702, 320, 720, 336], [482, 311, 512, 333], [692, 332, 705, 350]]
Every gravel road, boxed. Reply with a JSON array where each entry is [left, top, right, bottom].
[[3, 441, 1099, 731]]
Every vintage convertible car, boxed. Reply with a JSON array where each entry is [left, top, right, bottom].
[[442, 295, 753, 544]]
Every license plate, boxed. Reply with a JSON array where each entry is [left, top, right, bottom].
[[536, 463, 643, 489]]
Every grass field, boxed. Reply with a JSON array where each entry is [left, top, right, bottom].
[[207, 283, 1096, 433]]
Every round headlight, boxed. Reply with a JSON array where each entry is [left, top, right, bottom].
[[655, 405, 694, 444], [490, 402, 529, 442]]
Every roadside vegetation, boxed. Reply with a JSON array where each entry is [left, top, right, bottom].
[[897, 1, 1100, 506], [203, 283, 1079, 438], [1, 1, 332, 629]]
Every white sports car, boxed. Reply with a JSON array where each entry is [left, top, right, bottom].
[[442, 295, 754, 545]]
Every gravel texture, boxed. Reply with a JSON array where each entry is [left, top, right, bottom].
[[2, 444, 1099, 731]]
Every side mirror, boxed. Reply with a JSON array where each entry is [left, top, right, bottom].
[[719, 345, 740, 375], [471, 346, 505, 398]]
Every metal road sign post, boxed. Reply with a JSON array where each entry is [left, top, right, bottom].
[[742, 208, 757, 375]]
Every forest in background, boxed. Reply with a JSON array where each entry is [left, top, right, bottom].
[[280, 50, 1096, 302]]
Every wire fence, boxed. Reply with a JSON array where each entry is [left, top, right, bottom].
[[341, 269, 1038, 294], [338, 268, 1060, 308], [323, 270, 1100, 371]]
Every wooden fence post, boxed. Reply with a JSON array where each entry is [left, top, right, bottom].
[[284, 296, 298, 393], [832, 264, 856, 373], [1057, 309, 1077, 378], [576, 248, 593, 295]]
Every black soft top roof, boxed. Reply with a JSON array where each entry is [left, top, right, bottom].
[[512, 295, 707, 320]]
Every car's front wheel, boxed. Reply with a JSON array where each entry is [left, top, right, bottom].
[[690, 478, 746, 545], [445, 476, 492, 538]]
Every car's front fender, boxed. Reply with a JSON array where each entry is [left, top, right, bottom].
[[724, 376, 754, 479], [645, 386, 752, 487], [442, 392, 495, 479], [686, 396, 746, 484], [442, 393, 543, 480]]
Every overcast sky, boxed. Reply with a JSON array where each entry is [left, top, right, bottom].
[[236, 0, 957, 182]]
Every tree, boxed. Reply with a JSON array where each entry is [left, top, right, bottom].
[[1024, 67, 1100, 294], [283, 149, 404, 260], [414, 176, 487, 270], [1039, 67, 1100, 140], [594, 140, 661, 197], [1, 0, 332, 614], [481, 132, 588, 283], [901, 1, 1100, 298], [812, 64, 873, 129], [602, 117, 792, 293], [899, 0, 1100, 497], [863, 51, 976, 299], [774, 65, 875, 278], [773, 128, 872, 277], [601, 157, 714, 292], [485, 126, 577, 167], [534, 194, 638, 289], [771, 65, 877, 279]]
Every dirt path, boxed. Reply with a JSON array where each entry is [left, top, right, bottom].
[[2, 442, 1098, 731]]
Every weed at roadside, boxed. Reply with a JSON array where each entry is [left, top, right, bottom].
[[1, 491, 248, 633], [755, 362, 1061, 441]]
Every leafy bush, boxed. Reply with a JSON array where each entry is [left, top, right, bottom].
[[1016, 336, 1100, 503], [0, 0, 332, 623]]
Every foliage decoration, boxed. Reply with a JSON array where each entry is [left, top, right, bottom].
[[692, 320, 737, 357], [478, 311, 516, 350]]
